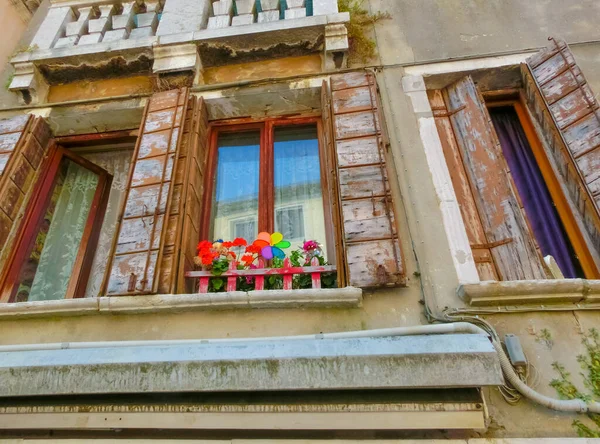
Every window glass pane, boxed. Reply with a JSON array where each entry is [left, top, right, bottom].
[[274, 125, 327, 256], [210, 131, 260, 241], [14, 158, 99, 302]]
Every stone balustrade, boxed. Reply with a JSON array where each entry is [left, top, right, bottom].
[[8, 0, 348, 104], [52, 0, 163, 48]]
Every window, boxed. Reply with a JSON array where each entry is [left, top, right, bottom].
[[428, 56, 600, 281], [487, 101, 586, 279], [0, 147, 112, 302], [204, 119, 332, 258]]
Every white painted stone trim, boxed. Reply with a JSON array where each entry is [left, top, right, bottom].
[[458, 279, 600, 306], [0, 287, 363, 319], [402, 74, 480, 285], [404, 53, 533, 77]]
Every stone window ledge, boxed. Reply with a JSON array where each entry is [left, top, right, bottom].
[[0, 287, 363, 319], [458, 279, 600, 307]]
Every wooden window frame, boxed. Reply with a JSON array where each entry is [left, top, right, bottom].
[[485, 92, 600, 279], [0, 145, 113, 303], [201, 116, 336, 264]]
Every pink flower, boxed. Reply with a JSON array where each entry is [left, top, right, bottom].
[[303, 240, 319, 252]]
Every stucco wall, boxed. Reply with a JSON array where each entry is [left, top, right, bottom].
[[0, 0, 27, 69]]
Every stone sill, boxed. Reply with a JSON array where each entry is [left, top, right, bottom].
[[458, 279, 600, 307], [0, 287, 362, 319], [12, 13, 350, 65]]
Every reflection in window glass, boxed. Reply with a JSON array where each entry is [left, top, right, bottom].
[[14, 158, 99, 302], [210, 131, 260, 241], [274, 125, 326, 254]]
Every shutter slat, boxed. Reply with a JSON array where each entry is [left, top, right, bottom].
[[525, 38, 600, 256], [444, 76, 547, 281], [104, 88, 190, 295], [330, 71, 405, 288]]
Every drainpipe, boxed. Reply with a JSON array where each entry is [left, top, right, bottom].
[[0, 322, 487, 352]]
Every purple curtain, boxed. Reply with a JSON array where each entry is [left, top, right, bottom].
[[489, 107, 581, 279]]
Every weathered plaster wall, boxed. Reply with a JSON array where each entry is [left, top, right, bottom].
[[0, 288, 424, 345], [0, 0, 28, 69], [366, 0, 600, 94], [0, 0, 48, 110], [368, 0, 600, 65]]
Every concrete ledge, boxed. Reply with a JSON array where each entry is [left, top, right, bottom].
[[458, 279, 600, 306], [0, 287, 363, 319], [0, 334, 502, 396]]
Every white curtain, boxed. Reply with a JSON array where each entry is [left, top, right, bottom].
[[27, 161, 99, 301], [82, 150, 132, 298]]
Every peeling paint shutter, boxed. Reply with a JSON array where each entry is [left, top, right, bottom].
[[104, 88, 190, 295], [0, 115, 52, 258], [175, 97, 209, 294], [444, 76, 547, 280], [523, 37, 600, 252], [428, 90, 499, 281], [154, 96, 209, 294], [329, 71, 405, 287], [321, 80, 346, 286]]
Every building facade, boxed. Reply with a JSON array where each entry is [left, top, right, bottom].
[[0, 0, 599, 441]]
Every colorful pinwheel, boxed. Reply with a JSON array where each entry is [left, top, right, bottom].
[[252, 232, 291, 260]]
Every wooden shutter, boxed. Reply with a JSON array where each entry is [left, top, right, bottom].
[[104, 88, 190, 295], [443, 76, 547, 281], [154, 96, 209, 294], [0, 115, 52, 259], [175, 97, 209, 294], [428, 90, 499, 281], [328, 71, 405, 288], [523, 37, 600, 253], [320, 80, 346, 286]]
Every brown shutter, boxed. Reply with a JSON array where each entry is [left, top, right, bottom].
[[320, 80, 347, 286], [428, 90, 499, 281], [104, 88, 190, 295], [175, 97, 209, 294], [329, 71, 405, 288], [0, 115, 52, 260], [523, 37, 600, 253], [154, 95, 209, 294], [443, 76, 547, 280]]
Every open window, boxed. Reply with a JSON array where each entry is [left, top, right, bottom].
[[0, 147, 119, 302], [428, 38, 600, 281]]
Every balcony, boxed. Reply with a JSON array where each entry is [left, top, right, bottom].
[[8, 0, 349, 104]]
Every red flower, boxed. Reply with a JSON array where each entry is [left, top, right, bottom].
[[233, 237, 248, 247], [245, 244, 261, 254], [200, 253, 214, 266], [228, 251, 237, 259], [241, 254, 254, 265], [197, 240, 212, 252], [222, 241, 234, 248]]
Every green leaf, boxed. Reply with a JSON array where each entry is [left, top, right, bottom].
[[212, 278, 224, 290]]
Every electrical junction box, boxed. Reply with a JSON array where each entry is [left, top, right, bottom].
[[504, 334, 527, 367]]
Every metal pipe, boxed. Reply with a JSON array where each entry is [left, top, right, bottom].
[[0, 322, 487, 352], [491, 339, 600, 413]]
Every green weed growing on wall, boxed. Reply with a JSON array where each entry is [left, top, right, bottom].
[[338, 0, 390, 64], [550, 328, 600, 437]]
